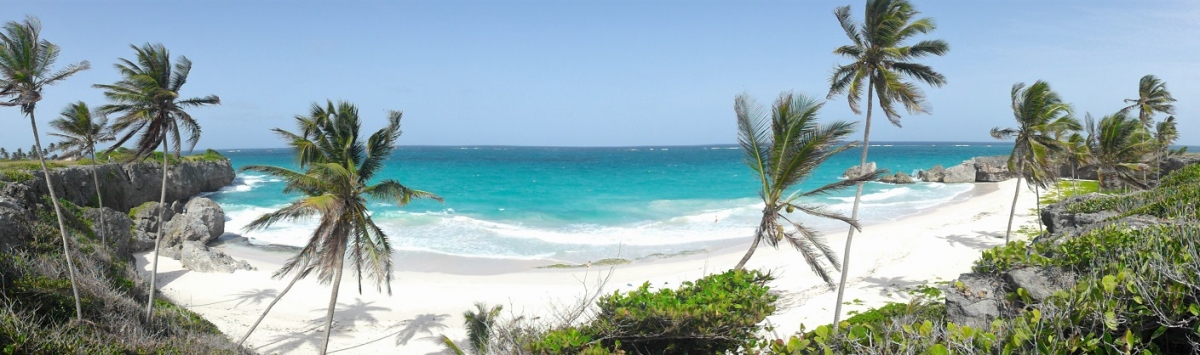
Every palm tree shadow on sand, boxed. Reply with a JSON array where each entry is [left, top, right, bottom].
[[325, 313, 450, 354], [256, 298, 393, 353]]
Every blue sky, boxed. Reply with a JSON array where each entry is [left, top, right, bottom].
[[2, 0, 1198, 150]]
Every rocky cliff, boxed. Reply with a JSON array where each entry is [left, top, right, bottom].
[[11, 159, 235, 212]]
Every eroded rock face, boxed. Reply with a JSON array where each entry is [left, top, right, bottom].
[[894, 172, 915, 184], [973, 156, 1017, 182], [943, 163, 976, 183], [21, 160, 235, 213], [163, 213, 212, 247], [919, 165, 945, 182], [177, 241, 254, 273], [82, 207, 134, 258], [945, 273, 1007, 329], [843, 162, 877, 179], [0, 195, 32, 252], [1004, 267, 1077, 302], [184, 197, 225, 242], [130, 202, 175, 252]]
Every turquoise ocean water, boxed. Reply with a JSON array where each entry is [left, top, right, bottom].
[[204, 142, 1012, 262]]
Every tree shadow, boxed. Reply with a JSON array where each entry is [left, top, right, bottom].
[[154, 269, 190, 287], [259, 324, 354, 354], [859, 275, 927, 298], [309, 298, 390, 328], [255, 298, 393, 353], [974, 230, 1006, 239], [936, 233, 1001, 250], [326, 313, 450, 354]]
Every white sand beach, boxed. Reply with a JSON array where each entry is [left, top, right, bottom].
[[138, 179, 1039, 354]]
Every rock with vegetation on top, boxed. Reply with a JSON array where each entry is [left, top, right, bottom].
[[129, 202, 175, 252], [1003, 267, 1077, 303], [842, 162, 877, 179], [19, 158, 235, 212], [972, 156, 1017, 182], [177, 241, 253, 273]]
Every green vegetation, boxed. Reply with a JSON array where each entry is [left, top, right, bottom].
[[0, 182, 244, 353], [1039, 180, 1101, 205], [531, 269, 776, 354], [539, 258, 631, 269]]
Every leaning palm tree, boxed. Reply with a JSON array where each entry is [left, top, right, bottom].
[[0, 16, 90, 321], [441, 303, 505, 355], [732, 92, 877, 283], [94, 43, 220, 320], [990, 81, 1072, 243], [1088, 111, 1153, 191], [1153, 116, 1179, 181], [236, 101, 440, 355], [1121, 75, 1175, 183], [826, 0, 948, 329], [49, 102, 114, 246]]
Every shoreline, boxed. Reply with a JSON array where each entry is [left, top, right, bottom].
[[212, 181, 993, 276], [142, 179, 1038, 354]]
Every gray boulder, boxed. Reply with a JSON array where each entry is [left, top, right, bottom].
[[0, 195, 32, 252], [879, 174, 897, 184], [163, 213, 212, 247], [1003, 267, 1076, 303], [944, 273, 1007, 329], [82, 207, 134, 257], [943, 162, 976, 183], [129, 202, 175, 252], [894, 172, 915, 184], [177, 241, 254, 273], [973, 156, 1017, 182], [918, 165, 945, 182], [842, 162, 877, 179], [184, 197, 225, 241]]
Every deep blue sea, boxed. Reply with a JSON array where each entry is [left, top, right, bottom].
[[204, 142, 1013, 262]]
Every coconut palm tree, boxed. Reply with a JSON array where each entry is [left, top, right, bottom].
[[732, 92, 877, 284], [441, 303, 504, 355], [1121, 75, 1175, 182], [49, 102, 114, 246], [826, 0, 948, 329], [1153, 116, 1179, 181], [94, 43, 220, 320], [237, 101, 440, 354], [990, 81, 1073, 243], [0, 16, 90, 321], [1088, 111, 1153, 191]]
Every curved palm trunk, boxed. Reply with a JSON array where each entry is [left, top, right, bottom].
[[29, 111, 84, 321], [91, 148, 106, 248], [320, 255, 347, 355], [734, 208, 773, 270], [238, 271, 304, 346], [1035, 184, 1042, 234], [1004, 161, 1024, 243], [146, 136, 169, 320], [832, 78, 874, 332]]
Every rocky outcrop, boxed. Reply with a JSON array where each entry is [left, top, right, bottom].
[[943, 163, 976, 183], [130, 197, 228, 252], [176, 241, 254, 273], [918, 165, 945, 182], [878, 172, 915, 184], [945, 273, 1008, 329], [82, 207, 135, 257], [1161, 155, 1200, 177], [18, 159, 235, 213], [184, 197, 225, 242], [972, 156, 1017, 182], [843, 162, 877, 179], [0, 195, 33, 252], [1003, 267, 1077, 302], [130, 202, 175, 252]]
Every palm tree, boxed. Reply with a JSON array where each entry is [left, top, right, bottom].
[[0, 16, 90, 321], [732, 92, 877, 283], [49, 102, 114, 246], [1121, 75, 1176, 182], [990, 81, 1073, 243], [94, 43, 220, 320], [826, 0, 948, 329], [441, 303, 504, 355], [237, 101, 440, 354], [1089, 111, 1153, 191], [1153, 116, 1179, 181]]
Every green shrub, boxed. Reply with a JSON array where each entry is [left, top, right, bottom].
[[531, 269, 776, 354]]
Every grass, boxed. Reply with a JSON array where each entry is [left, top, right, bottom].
[[1038, 179, 1101, 205]]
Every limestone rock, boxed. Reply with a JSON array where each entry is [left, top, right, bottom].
[[163, 213, 212, 247], [0, 195, 32, 252], [894, 172, 915, 184], [973, 156, 1017, 182], [944, 273, 1007, 329], [82, 207, 134, 257], [879, 174, 897, 183], [178, 241, 254, 273], [184, 197, 225, 241], [130, 202, 175, 252], [21, 159, 235, 213], [842, 162, 877, 179], [919, 165, 946, 182], [1003, 267, 1076, 303], [943, 162, 976, 183]]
